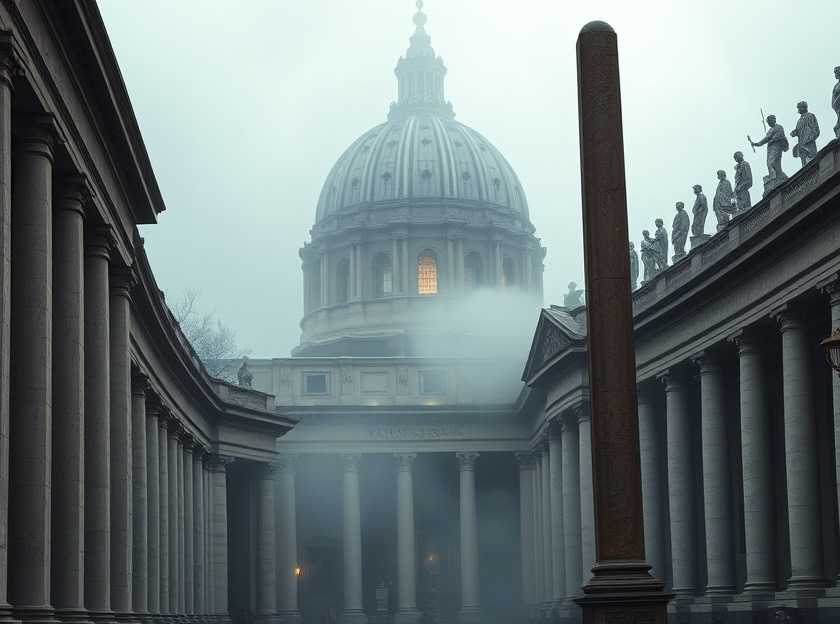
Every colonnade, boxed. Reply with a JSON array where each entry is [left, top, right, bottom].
[[517, 407, 596, 618], [0, 59, 244, 623], [269, 451, 484, 624]]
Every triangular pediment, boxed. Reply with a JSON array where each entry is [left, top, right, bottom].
[[521, 306, 586, 384]]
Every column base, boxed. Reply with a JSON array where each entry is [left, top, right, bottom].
[[54, 609, 93, 624], [276, 611, 301, 624], [0, 603, 19, 624], [254, 615, 283, 624], [11, 607, 59, 624], [458, 606, 481, 624], [574, 560, 672, 624], [392, 609, 421, 624], [340, 610, 366, 624]]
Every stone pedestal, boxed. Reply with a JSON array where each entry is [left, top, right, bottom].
[[690, 234, 711, 250], [762, 172, 787, 197]]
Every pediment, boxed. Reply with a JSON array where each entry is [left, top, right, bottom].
[[521, 307, 586, 384]]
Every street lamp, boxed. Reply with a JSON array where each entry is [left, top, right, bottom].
[[821, 328, 840, 375]]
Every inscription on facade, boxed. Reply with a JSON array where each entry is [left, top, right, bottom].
[[368, 425, 464, 440]]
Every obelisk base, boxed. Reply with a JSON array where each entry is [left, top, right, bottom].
[[575, 561, 673, 624]]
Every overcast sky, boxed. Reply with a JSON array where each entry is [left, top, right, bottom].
[[98, 0, 839, 357]]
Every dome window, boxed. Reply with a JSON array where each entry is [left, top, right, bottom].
[[421, 137, 432, 146], [461, 171, 471, 182], [417, 253, 438, 295], [420, 168, 433, 182], [372, 253, 393, 298]]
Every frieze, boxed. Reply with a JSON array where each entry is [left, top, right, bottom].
[[782, 169, 819, 203], [739, 202, 771, 238], [701, 232, 729, 267], [368, 425, 464, 440], [535, 323, 570, 369]]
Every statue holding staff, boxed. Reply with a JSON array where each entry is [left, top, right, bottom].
[[749, 114, 789, 191], [791, 101, 820, 166]]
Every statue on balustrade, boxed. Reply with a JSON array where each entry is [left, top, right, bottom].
[[564, 281, 584, 308], [629, 241, 639, 290], [833, 66, 840, 139], [733, 151, 753, 213], [237, 357, 253, 388], [791, 101, 820, 166], [654, 218, 669, 272], [691, 184, 709, 235], [713, 170, 735, 230], [750, 114, 789, 194], [640, 230, 658, 284], [671, 201, 689, 262]]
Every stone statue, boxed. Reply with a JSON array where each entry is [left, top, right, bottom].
[[640, 230, 657, 284], [671, 201, 689, 262], [791, 101, 820, 166], [563, 281, 584, 308], [629, 242, 639, 290], [750, 114, 789, 194], [237, 357, 253, 388], [733, 151, 753, 213], [691, 185, 708, 235], [653, 219, 668, 271], [833, 66, 840, 139], [713, 170, 735, 230]]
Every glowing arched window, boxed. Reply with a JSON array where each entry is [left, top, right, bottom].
[[464, 252, 482, 289], [372, 254, 393, 298], [502, 257, 516, 288], [417, 254, 438, 295], [336, 259, 350, 304]]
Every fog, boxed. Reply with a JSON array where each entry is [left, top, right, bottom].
[[99, 0, 839, 357]]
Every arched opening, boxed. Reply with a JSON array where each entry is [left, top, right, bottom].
[[336, 259, 350, 304], [372, 253, 393, 298], [417, 253, 438, 295], [501, 257, 516, 288], [464, 252, 482, 289]]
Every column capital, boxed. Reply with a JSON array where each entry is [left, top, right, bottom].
[[394, 452, 417, 472], [131, 366, 150, 398], [340, 453, 363, 472], [110, 263, 138, 299], [515, 452, 535, 469], [727, 327, 764, 354], [55, 174, 95, 217], [772, 304, 807, 333], [13, 113, 62, 160], [207, 453, 235, 472], [256, 461, 277, 478], [657, 368, 687, 391], [573, 401, 590, 424], [691, 350, 723, 374], [275, 454, 298, 473], [0, 31, 25, 87], [816, 272, 840, 302], [85, 224, 117, 261], [456, 451, 479, 472]]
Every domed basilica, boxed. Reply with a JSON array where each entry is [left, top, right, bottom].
[[296, 1, 544, 357]]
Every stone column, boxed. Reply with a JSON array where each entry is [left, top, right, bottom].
[[158, 416, 170, 615], [275, 457, 299, 620], [204, 461, 213, 616], [394, 454, 420, 623], [662, 370, 697, 598], [401, 239, 409, 296], [51, 177, 88, 622], [131, 372, 149, 615], [176, 438, 185, 614], [110, 268, 133, 617], [84, 227, 112, 622], [539, 442, 553, 600], [732, 330, 775, 591], [577, 407, 595, 584], [824, 282, 840, 581], [776, 309, 824, 588], [184, 442, 194, 614], [209, 457, 230, 618], [548, 426, 566, 605], [637, 387, 666, 583], [146, 401, 161, 616], [561, 415, 581, 597], [256, 464, 279, 624], [515, 453, 535, 608], [0, 52, 13, 624], [319, 253, 328, 307], [193, 451, 205, 616], [341, 455, 365, 624], [455, 238, 465, 289], [8, 116, 56, 624], [696, 353, 735, 594], [532, 449, 544, 602], [392, 238, 400, 293], [167, 425, 179, 613], [456, 452, 480, 623]]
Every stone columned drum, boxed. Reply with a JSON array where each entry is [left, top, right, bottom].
[[295, 1, 545, 357]]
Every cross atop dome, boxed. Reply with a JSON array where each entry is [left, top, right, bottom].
[[389, 1, 454, 121]]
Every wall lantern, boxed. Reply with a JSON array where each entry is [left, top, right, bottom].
[[821, 328, 840, 375]]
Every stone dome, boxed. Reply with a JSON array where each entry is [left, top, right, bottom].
[[314, 0, 530, 226], [315, 114, 530, 223]]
